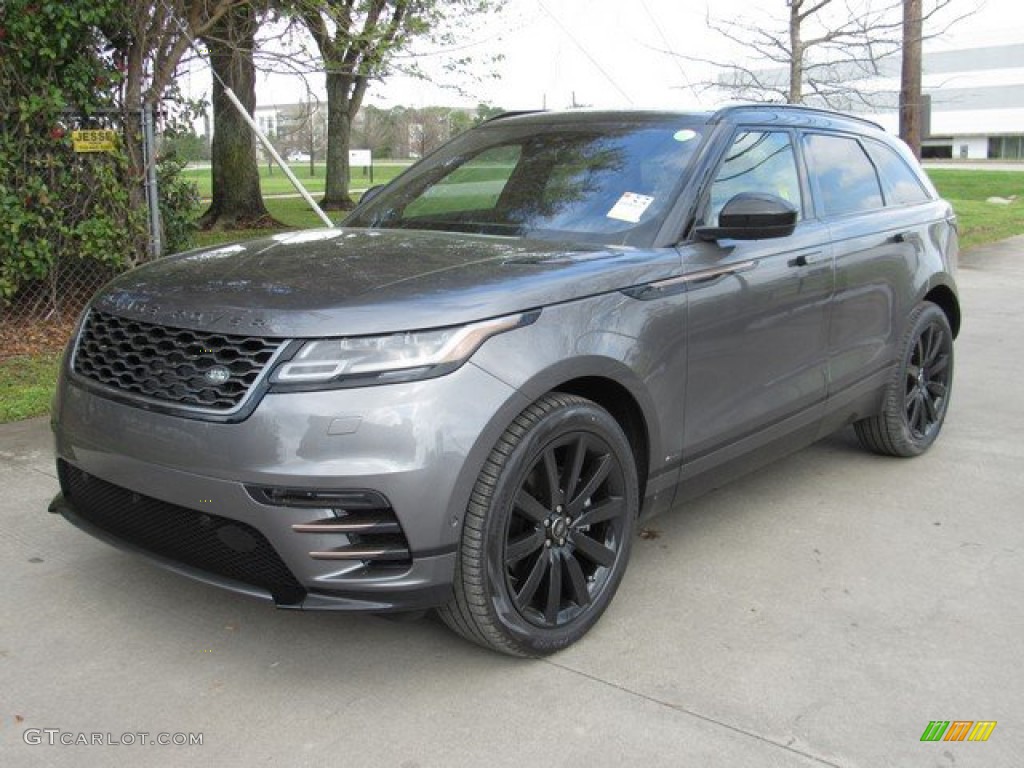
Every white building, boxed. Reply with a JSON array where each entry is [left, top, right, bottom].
[[723, 42, 1024, 160], [861, 42, 1024, 160]]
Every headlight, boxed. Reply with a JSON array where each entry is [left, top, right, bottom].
[[270, 312, 535, 388]]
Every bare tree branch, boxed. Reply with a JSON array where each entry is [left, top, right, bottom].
[[672, 0, 970, 110]]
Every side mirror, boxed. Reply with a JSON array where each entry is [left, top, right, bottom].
[[696, 193, 798, 241]]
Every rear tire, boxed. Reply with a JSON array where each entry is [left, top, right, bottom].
[[854, 301, 954, 457], [438, 393, 638, 657]]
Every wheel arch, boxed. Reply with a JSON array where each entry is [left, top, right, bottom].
[[445, 358, 662, 547], [550, 376, 651, 505], [921, 280, 961, 338], [512, 356, 663, 507]]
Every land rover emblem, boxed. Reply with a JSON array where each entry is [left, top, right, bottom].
[[205, 366, 230, 385]]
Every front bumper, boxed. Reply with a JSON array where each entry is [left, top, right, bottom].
[[51, 360, 528, 611]]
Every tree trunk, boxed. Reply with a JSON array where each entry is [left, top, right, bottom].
[[900, 0, 924, 159], [199, 5, 275, 229], [121, 43, 149, 264], [788, 1, 803, 103], [322, 71, 354, 211]]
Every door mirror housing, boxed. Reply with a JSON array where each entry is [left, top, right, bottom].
[[696, 193, 798, 241]]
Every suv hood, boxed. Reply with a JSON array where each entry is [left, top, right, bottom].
[[91, 228, 680, 337]]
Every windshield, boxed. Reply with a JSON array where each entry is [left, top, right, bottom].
[[343, 116, 707, 246]]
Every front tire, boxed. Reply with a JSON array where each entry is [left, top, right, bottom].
[[855, 301, 954, 457], [438, 393, 639, 657]]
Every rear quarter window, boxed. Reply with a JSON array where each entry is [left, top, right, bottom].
[[863, 139, 932, 206]]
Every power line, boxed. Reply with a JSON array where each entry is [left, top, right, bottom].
[[536, 0, 634, 105], [155, 0, 332, 227], [638, 0, 699, 100]]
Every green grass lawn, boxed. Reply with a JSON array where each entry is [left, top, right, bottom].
[[189, 169, 1024, 251], [2, 168, 1022, 424], [0, 352, 62, 422], [183, 161, 412, 199], [925, 169, 1024, 251], [193, 198, 347, 247]]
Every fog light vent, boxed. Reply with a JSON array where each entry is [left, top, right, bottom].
[[247, 485, 411, 566]]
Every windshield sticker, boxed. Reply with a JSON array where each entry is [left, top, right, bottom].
[[607, 192, 655, 223], [673, 129, 698, 142]]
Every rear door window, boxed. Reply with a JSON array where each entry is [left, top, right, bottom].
[[803, 133, 883, 217]]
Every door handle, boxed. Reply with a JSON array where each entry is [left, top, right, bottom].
[[787, 251, 822, 268], [887, 232, 909, 244]]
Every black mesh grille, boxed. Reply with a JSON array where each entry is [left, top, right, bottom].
[[58, 461, 305, 604], [73, 310, 283, 410]]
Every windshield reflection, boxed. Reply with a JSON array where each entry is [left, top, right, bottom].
[[344, 116, 706, 246]]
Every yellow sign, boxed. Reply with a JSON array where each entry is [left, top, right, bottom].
[[71, 129, 118, 153]]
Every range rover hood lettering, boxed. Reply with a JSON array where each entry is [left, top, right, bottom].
[[91, 228, 680, 337]]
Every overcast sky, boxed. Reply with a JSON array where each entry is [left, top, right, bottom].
[[180, 0, 1021, 112]]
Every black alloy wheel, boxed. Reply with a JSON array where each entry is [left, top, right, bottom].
[[855, 301, 954, 457], [503, 430, 629, 629], [438, 393, 639, 656], [903, 316, 953, 441]]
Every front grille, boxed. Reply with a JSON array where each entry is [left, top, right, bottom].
[[73, 309, 284, 411], [58, 461, 305, 604]]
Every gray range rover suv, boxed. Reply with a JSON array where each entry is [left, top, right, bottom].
[[50, 106, 960, 656]]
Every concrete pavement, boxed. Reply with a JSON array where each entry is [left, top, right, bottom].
[[2, 238, 1022, 767]]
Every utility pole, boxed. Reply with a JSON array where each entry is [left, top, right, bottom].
[[900, 0, 923, 159]]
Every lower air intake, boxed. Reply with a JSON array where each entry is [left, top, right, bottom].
[[57, 460, 305, 604]]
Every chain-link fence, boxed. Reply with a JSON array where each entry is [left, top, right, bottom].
[[0, 259, 117, 358], [0, 108, 157, 360]]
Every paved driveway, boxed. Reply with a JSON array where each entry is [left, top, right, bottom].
[[2, 239, 1022, 767]]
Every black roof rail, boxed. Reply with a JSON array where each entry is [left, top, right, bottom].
[[477, 110, 547, 125], [710, 103, 884, 131]]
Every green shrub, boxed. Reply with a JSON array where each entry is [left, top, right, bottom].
[[0, 0, 197, 311], [158, 154, 201, 254]]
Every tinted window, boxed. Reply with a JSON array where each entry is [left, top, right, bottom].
[[864, 140, 931, 206], [804, 134, 883, 216], [346, 120, 705, 245], [708, 131, 802, 225], [404, 146, 520, 218]]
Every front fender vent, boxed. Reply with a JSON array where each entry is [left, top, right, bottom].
[[247, 486, 412, 566]]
